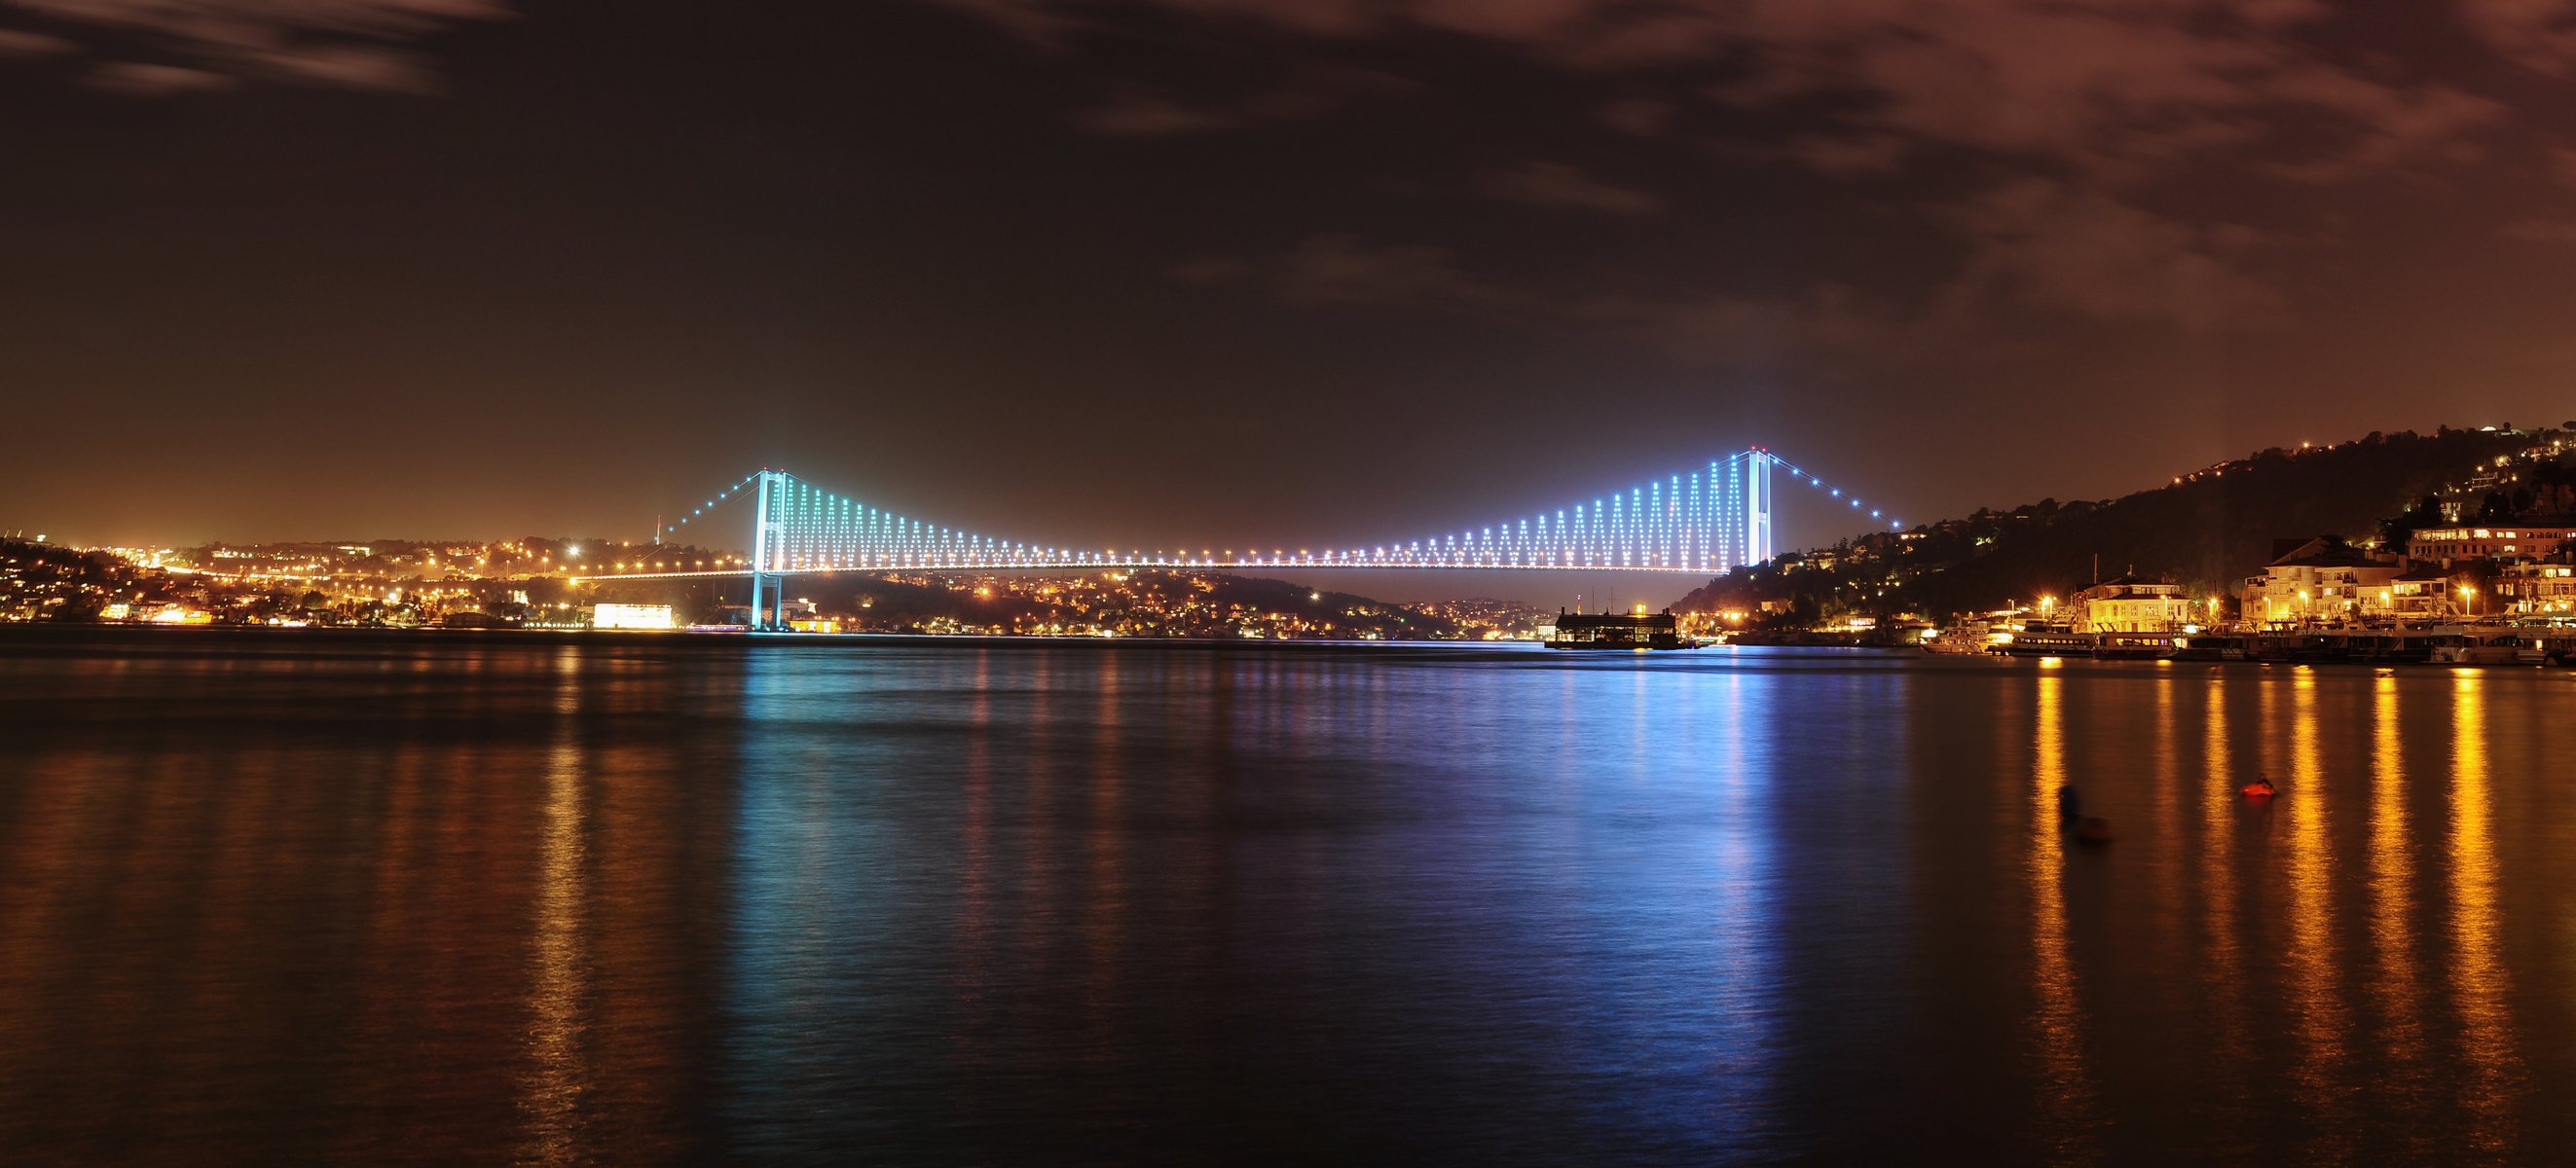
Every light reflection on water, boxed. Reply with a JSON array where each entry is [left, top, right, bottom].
[[1, 631, 2573, 1164], [2448, 673, 2521, 1150], [2368, 673, 2429, 1152], [519, 649, 591, 1165], [2026, 669, 2097, 1160], [2281, 668, 2351, 1150]]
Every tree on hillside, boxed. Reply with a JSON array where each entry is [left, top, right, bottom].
[[2381, 494, 2442, 547]]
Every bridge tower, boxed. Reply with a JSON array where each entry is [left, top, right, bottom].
[[748, 469, 783, 631], [1746, 449, 1773, 567]]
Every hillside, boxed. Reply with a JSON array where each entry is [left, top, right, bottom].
[[1678, 426, 2556, 620]]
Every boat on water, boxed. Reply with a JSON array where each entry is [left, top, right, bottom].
[[1544, 603, 1688, 650], [1924, 618, 2003, 654], [2173, 635, 2249, 662], [2425, 626, 2546, 666], [1997, 623, 2091, 657]]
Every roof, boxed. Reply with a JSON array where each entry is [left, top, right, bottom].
[[2265, 535, 2382, 568]]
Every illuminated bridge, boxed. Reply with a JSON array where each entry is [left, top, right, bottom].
[[590, 448, 1901, 624]]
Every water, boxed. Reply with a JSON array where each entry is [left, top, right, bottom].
[[3, 628, 2572, 1164]]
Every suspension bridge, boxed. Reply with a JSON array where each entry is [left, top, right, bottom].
[[583, 448, 1902, 627]]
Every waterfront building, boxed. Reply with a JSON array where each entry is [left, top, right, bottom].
[[2496, 552, 2576, 614], [2389, 563, 2456, 618], [1545, 603, 1686, 649], [2065, 574, 2193, 633], [2239, 536, 2405, 625], [591, 602, 678, 630]]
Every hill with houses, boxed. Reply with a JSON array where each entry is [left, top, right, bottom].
[[1677, 424, 2570, 623]]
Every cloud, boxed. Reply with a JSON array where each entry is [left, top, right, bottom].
[[1276, 233, 1526, 311], [2501, 218, 2576, 243], [2456, 0, 2576, 74], [0, 0, 511, 93], [0, 25, 71, 55], [946, 0, 2532, 365], [1934, 180, 2285, 334], [944, 0, 2504, 186], [931, 0, 1082, 46], [1071, 62, 1404, 136], [87, 58, 234, 94], [1477, 161, 1661, 215], [1257, 211, 2259, 376], [1593, 97, 1672, 138], [1164, 255, 1254, 284], [1075, 88, 1241, 136]]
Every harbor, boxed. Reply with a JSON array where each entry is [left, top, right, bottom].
[[1947, 621, 2576, 665]]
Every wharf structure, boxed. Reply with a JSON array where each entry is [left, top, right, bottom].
[[1980, 624, 2575, 666], [1544, 603, 1687, 650]]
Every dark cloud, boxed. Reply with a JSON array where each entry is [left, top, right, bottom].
[[0, 25, 71, 55], [85, 58, 235, 93], [2500, 217, 2576, 242], [1276, 233, 1523, 312], [0, 0, 509, 92], [7, 0, 2576, 557], [1477, 161, 1663, 216], [1071, 63, 1407, 136], [1932, 180, 2286, 334], [934, 0, 2522, 353], [1164, 255, 1255, 284], [1592, 96, 1671, 138], [2456, 0, 2576, 74]]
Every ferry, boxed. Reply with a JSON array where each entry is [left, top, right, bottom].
[[1998, 623, 2091, 657], [1544, 603, 1688, 650]]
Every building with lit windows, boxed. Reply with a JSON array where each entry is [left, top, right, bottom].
[[2239, 537, 2406, 625], [2496, 553, 2576, 614], [2406, 524, 2576, 566], [2065, 575, 2194, 633], [2389, 564, 2456, 618], [590, 602, 677, 630]]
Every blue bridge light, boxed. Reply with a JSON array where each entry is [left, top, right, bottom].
[[624, 450, 1896, 595]]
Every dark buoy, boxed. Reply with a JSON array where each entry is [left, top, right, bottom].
[[2056, 784, 2081, 824]]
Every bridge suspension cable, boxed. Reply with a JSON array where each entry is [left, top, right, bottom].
[[606, 448, 1903, 593]]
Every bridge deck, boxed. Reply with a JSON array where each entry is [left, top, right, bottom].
[[586, 560, 1725, 582]]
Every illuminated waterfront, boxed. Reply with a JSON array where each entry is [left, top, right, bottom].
[[3, 630, 2573, 1162]]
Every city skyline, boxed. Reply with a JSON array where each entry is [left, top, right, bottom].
[[6, 2, 2575, 548]]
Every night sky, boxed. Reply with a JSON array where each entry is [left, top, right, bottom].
[[5, 1, 2573, 554]]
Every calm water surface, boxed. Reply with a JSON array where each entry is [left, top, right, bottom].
[[3, 628, 2574, 1164]]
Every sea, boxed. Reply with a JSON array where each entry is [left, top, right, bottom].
[[2, 627, 2572, 1164]]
